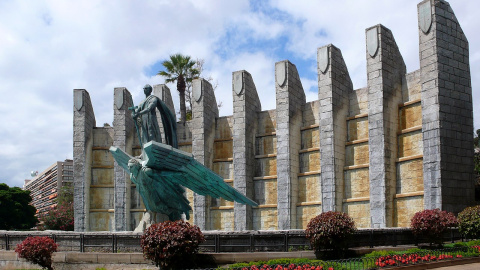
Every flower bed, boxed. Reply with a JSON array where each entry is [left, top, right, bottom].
[[374, 253, 461, 267], [241, 265, 332, 270], [224, 246, 480, 270]]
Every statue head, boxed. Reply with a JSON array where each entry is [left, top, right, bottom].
[[143, 84, 153, 96]]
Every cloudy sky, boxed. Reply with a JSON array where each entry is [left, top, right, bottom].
[[0, 0, 478, 188]]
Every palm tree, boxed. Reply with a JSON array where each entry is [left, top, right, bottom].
[[157, 54, 198, 122]]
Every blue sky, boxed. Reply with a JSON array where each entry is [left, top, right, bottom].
[[0, 0, 479, 188]]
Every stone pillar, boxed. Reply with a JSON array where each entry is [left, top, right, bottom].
[[366, 24, 406, 228], [153, 84, 176, 144], [275, 60, 306, 230], [191, 78, 219, 230], [418, 0, 474, 212], [318, 44, 352, 212], [232, 70, 261, 231], [113, 87, 134, 231], [73, 89, 96, 232]]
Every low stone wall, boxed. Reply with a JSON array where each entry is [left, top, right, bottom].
[[0, 228, 463, 253], [0, 251, 157, 270]]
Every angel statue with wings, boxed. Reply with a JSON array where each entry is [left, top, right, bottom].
[[110, 84, 257, 230]]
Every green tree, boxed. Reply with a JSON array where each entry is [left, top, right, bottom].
[[474, 129, 480, 148], [0, 183, 38, 230], [184, 59, 221, 120], [57, 185, 73, 206], [39, 185, 74, 231], [157, 54, 198, 122]]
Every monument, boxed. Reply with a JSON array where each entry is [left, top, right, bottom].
[[74, 0, 475, 232], [109, 85, 257, 229]]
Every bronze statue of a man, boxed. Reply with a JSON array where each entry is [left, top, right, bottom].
[[132, 84, 178, 148]]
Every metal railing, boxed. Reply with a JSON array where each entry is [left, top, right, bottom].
[[0, 228, 463, 253]]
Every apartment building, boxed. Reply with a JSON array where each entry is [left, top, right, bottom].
[[24, 159, 73, 217]]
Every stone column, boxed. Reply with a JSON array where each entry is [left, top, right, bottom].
[[113, 87, 134, 231], [418, 0, 474, 212], [232, 70, 261, 231], [73, 89, 96, 232], [153, 84, 176, 144], [366, 25, 406, 228], [191, 78, 219, 230], [318, 44, 353, 212], [275, 60, 306, 230]]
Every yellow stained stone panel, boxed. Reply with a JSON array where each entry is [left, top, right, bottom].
[[254, 179, 277, 205], [130, 212, 145, 231], [210, 209, 234, 231], [177, 122, 193, 142], [89, 212, 113, 231], [90, 187, 114, 209], [344, 168, 370, 199], [349, 88, 369, 116], [299, 151, 320, 173], [258, 110, 276, 134], [348, 118, 369, 141], [398, 131, 423, 158], [253, 208, 278, 230], [214, 141, 233, 159], [403, 72, 422, 102], [213, 162, 234, 179], [255, 157, 277, 177], [296, 205, 322, 229], [256, 136, 277, 156], [298, 175, 321, 203], [91, 168, 114, 185], [179, 144, 192, 154], [92, 150, 114, 167], [399, 104, 422, 130], [394, 196, 424, 227], [396, 159, 424, 194], [303, 101, 320, 127], [345, 143, 369, 166], [215, 117, 233, 139], [211, 182, 235, 207], [130, 187, 144, 209], [301, 129, 320, 149], [92, 128, 113, 147], [343, 201, 370, 228]]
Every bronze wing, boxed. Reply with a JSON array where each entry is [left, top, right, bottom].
[[142, 141, 258, 207]]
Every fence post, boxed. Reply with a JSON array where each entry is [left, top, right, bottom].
[[52, 234, 56, 243], [215, 234, 220, 253], [250, 234, 254, 252], [369, 229, 373, 248], [80, 234, 84, 252], [5, 234, 9, 251], [112, 234, 116, 253], [393, 230, 397, 247], [284, 232, 288, 252]]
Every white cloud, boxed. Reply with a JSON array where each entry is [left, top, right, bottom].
[[0, 0, 478, 188]]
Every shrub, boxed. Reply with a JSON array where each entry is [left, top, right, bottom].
[[410, 208, 457, 247], [15, 236, 57, 270], [39, 201, 74, 231], [141, 220, 205, 270], [458, 205, 480, 239], [305, 211, 356, 259]]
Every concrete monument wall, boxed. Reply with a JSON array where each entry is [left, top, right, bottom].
[[74, 0, 474, 231]]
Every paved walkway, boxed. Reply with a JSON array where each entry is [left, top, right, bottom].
[[434, 262, 480, 269]]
